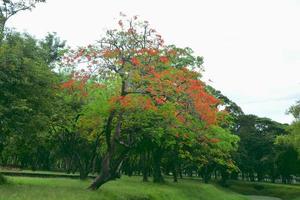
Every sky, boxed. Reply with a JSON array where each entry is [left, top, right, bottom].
[[7, 0, 300, 124]]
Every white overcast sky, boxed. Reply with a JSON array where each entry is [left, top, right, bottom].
[[8, 0, 300, 124]]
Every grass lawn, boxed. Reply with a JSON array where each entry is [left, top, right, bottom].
[[227, 180, 300, 200], [0, 176, 247, 200]]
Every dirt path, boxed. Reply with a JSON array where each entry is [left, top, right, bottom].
[[246, 195, 282, 200]]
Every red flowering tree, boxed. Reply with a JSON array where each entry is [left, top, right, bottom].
[[64, 15, 221, 189]]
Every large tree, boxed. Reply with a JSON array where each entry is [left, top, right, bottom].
[[65, 15, 222, 189]]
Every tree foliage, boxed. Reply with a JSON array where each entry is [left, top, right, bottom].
[[62, 15, 238, 189]]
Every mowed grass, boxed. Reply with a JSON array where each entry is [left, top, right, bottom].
[[228, 180, 300, 200], [0, 176, 247, 200]]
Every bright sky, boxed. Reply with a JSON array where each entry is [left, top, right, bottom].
[[8, 0, 300, 124]]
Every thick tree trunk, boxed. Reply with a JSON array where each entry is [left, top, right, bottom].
[[89, 112, 124, 190], [89, 154, 111, 189]]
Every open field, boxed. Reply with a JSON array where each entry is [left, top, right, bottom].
[[0, 176, 247, 200]]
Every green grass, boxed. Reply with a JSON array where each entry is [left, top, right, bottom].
[[228, 180, 300, 200], [0, 176, 247, 200]]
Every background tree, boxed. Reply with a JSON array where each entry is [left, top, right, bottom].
[[277, 101, 300, 154], [234, 115, 288, 182], [275, 100, 300, 183], [0, 31, 65, 171], [0, 0, 45, 42]]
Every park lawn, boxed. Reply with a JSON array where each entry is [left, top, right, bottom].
[[0, 176, 247, 200], [228, 180, 300, 200]]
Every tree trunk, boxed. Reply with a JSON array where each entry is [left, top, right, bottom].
[[214, 170, 218, 180], [203, 166, 210, 184], [152, 148, 164, 183], [76, 154, 89, 180], [89, 112, 124, 190], [220, 170, 229, 186], [89, 154, 111, 189], [173, 168, 178, 182], [79, 164, 89, 180], [249, 172, 255, 182], [271, 175, 276, 183], [142, 152, 149, 182], [89, 78, 132, 189], [257, 171, 263, 182], [179, 165, 183, 179], [92, 156, 97, 174]]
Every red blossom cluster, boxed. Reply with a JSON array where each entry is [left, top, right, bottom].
[[62, 17, 220, 129]]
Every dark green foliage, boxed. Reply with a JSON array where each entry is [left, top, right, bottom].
[[233, 114, 300, 183], [0, 32, 64, 170], [276, 145, 300, 183], [206, 86, 244, 118], [40, 32, 66, 65]]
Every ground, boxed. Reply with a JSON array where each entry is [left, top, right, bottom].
[[246, 196, 282, 200], [0, 176, 246, 200], [228, 180, 300, 200], [1, 175, 300, 200]]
